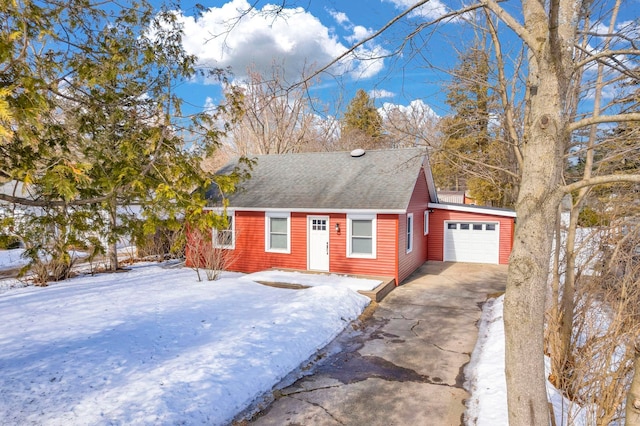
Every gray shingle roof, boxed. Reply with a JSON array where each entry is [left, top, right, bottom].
[[208, 148, 432, 212]]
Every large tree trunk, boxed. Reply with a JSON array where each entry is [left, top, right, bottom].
[[504, 125, 563, 426], [503, 0, 581, 422]]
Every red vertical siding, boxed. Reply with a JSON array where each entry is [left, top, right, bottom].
[[228, 211, 308, 273], [189, 211, 399, 281], [427, 209, 514, 264], [329, 213, 398, 281], [397, 168, 430, 283]]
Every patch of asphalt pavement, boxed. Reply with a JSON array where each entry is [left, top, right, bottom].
[[238, 262, 507, 426]]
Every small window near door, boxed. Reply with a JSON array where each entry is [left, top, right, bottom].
[[460, 223, 470, 230], [448, 223, 457, 230], [486, 224, 496, 231], [473, 223, 483, 231], [312, 218, 327, 231], [423, 210, 429, 235], [406, 213, 413, 253]]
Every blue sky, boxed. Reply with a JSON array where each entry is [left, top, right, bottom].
[[167, 0, 464, 118], [164, 0, 639, 119]]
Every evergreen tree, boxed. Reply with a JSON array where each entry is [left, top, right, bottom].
[[0, 0, 244, 277], [339, 89, 385, 149], [432, 41, 517, 207]]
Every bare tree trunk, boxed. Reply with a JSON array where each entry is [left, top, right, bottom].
[[558, 200, 581, 367], [546, 204, 563, 386], [504, 61, 565, 423], [504, 148, 562, 426], [108, 198, 119, 271], [502, 0, 583, 422], [626, 342, 640, 425]]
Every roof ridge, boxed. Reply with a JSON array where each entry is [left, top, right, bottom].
[[246, 147, 427, 158]]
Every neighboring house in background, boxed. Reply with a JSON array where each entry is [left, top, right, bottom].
[[0, 180, 138, 253], [190, 148, 516, 285], [437, 190, 476, 205], [0, 181, 43, 239]]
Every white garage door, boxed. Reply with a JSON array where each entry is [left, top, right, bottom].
[[444, 221, 500, 264]]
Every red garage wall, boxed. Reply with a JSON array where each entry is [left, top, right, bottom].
[[427, 209, 514, 264]]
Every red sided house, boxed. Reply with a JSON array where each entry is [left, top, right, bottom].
[[190, 148, 516, 285]]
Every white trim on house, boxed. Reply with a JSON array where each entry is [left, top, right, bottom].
[[202, 207, 234, 215], [428, 202, 517, 218], [204, 207, 406, 215], [265, 211, 291, 254], [422, 165, 439, 203], [346, 213, 377, 259]]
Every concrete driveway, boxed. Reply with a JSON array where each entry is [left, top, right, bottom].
[[245, 261, 507, 426]]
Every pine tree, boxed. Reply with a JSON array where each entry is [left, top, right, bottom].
[[0, 0, 244, 276], [432, 41, 516, 207], [339, 89, 385, 149]]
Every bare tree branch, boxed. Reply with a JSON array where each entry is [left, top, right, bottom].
[[0, 193, 111, 207], [567, 112, 640, 133], [562, 174, 640, 194], [480, 0, 537, 51]]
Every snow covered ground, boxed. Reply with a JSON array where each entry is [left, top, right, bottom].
[[0, 246, 587, 424], [242, 269, 383, 291], [465, 295, 586, 426], [0, 248, 28, 270], [0, 262, 370, 425]]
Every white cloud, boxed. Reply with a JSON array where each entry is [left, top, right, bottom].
[[383, 0, 454, 20], [369, 89, 396, 99], [379, 99, 439, 119], [327, 9, 351, 26], [175, 0, 387, 84], [346, 25, 376, 43]]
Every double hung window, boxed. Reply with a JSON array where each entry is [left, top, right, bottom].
[[265, 212, 290, 253], [347, 214, 376, 258]]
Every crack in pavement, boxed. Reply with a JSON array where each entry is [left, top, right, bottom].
[[409, 319, 421, 336], [288, 395, 345, 425], [432, 342, 470, 356], [278, 384, 343, 397]]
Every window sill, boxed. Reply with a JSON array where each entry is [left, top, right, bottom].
[[266, 248, 291, 254], [347, 253, 376, 259]]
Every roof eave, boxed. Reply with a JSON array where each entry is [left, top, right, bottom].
[[428, 202, 517, 218], [204, 206, 407, 214]]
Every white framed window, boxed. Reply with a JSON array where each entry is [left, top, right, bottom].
[[265, 211, 290, 253], [406, 213, 413, 253], [424, 210, 429, 235], [347, 214, 376, 258], [213, 212, 235, 249]]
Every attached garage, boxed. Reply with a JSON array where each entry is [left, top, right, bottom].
[[443, 221, 500, 264], [427, 203, 516, 265]]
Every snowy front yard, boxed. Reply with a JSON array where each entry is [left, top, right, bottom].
[[0, 262, 370, 425]]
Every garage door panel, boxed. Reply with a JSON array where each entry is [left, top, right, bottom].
[[444, 222, 499, 264]]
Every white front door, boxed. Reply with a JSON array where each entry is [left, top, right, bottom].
[[308, 216, 330, 271]]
